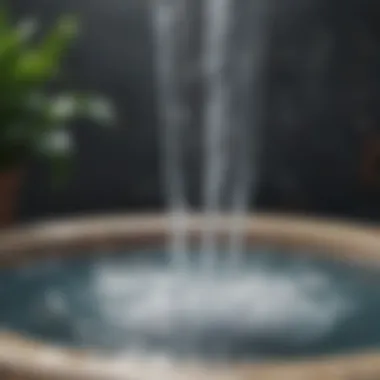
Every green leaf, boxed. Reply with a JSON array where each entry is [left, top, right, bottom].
[[12, 51, 55, 83], [37, 128, 74, 187], [12, 15, 78, 85], [38, 127, 73, 156], [0, 5, 116, 182], [39, 15, 78, 66], [0, 7, 11, 32], [49, 94, 79, 122], [76, 95, 116, 126], [16, 18, 38, 43], [48, 93, 116, 126], [0, 28, 25, 80]]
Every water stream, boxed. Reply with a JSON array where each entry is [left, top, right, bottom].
[[152, 0, 268, 358], [153, 0, 267, 266], [200, 0, 233, 269], [153, 0, 191, 269]]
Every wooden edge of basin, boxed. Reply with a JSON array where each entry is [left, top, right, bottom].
[[0, 212, 379, 380]]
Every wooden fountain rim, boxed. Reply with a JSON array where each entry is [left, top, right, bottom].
[[0, 212, 380, 380]]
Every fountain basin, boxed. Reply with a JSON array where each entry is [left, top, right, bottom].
[[0, 213, 380, 379]]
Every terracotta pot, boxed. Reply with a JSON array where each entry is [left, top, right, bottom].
[[0, 168, 23, 228], [0, 214, 380, 380]]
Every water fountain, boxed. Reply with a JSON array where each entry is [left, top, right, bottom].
[[154, 0, 265, 267], [1, 1, 380, 380]]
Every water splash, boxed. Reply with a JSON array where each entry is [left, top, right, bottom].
[[33, 256, 354, 359]]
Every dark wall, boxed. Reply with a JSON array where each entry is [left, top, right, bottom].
[[9, 0, 380, 221], [259, 0, 380, 219]]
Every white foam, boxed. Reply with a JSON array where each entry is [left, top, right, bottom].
[[80, 261, 354, 351]]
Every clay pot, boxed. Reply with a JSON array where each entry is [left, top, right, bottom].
[[0, 168, 23, 228]]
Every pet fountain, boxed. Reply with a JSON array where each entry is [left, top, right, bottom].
[[1, 0, 380, 379]]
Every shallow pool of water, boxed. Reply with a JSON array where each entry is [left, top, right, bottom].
[[1, 248, 380, 361]]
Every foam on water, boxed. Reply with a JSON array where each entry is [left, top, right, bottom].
[[94, 266, 350, 340], [22, 254, 354, 359], [5, 248, 380, 361]]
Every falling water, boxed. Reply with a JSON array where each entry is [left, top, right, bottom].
[[200, 0, 266, 268], [153, 0, 266, 264], [200, 0, 233, 268], [152, 1, 265, 358], [225, 0, 266, 267], [152, 0, 191, 268]]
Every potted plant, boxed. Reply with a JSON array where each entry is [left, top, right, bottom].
[[0, 8, 115, 227]]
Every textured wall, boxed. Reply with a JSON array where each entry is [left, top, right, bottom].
[[9, 0, 380, 221], [258, 0, 380, 219]]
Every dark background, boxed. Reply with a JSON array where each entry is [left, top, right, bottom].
[[9, 0, 380, 222]]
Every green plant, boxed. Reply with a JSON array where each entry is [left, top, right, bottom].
[[0, 8, 115, 184]]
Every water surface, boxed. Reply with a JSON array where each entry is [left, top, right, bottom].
[[0, 249, 379, 361]]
